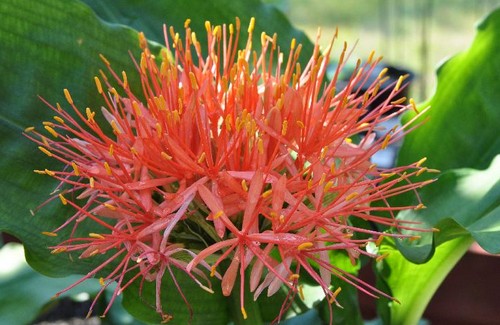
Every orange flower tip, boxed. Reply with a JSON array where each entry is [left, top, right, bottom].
[[99, 277, 105, 286], [24, 126, 35, 132], [241, 179, 248, 192], [58, 193, 68, 205], [416, 157, 427, 167], [414, 203, 426, 210], [51, 247, 67, 254], [89, 177, 95, 188], [99, 53, 110, 66], [161, 151, 172, 160], [261, 189, 273, 199], [94, 76, 103, 94], [288, 273, 300, 281], [345, 192, 359, 201], [38, 146, 52, 157], [279, 214, 285, 224], [376, 252, 390, 262], [391, 96, 407, 105], [89, 233, 105, 240], [41, 231, 58, 237], [213, 210, 224, 220], [241, 307, 248, 320], [375, 235, 385, 247], [104, 203, 116, 211], [63, 89, 73, 105], [297, 242, 314, 251], [85, 107, 95, 123]]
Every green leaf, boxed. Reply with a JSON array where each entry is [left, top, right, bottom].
[[398, 8, 500, 171], [376, 236, 474, 325]]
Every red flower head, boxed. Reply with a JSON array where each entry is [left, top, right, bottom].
[[26, 17, 436, 323]]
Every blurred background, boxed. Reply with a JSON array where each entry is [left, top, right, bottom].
[[266, 0, 499, 102]]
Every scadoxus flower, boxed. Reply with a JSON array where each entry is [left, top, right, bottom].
[[26, 17, 436, 323]]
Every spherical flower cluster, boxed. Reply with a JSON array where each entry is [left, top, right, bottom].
[[26, 18, 435, 323]]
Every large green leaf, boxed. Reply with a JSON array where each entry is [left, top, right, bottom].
[[0, 0, 314, 323], [376, 8, 500, 325], [398, 8, 500, 171]]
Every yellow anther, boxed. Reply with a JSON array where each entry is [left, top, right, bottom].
[[409, 235, 421, 242], [94, 76, 103, 94], [56, 103, 62, 112], [324, 180, 334, 192], [307, 179, 313, 189], [416, 167, 427, 177], [376, 252, 390, 262], [241, 307, 248, 320], [24, 126, 35, 132], [367, 50, 375, 63], [395, 75, 404, 91], [99, 53, 110, 66], [296, 120, 305, 129], [380, 172, 396, 178], [432, 227, 440, 232], [290, 38, 296, 50], [381, 134, 391, 149], [130, 147, 138, 155], [132, 101, 141, 117], [38, 146, 52, 157], [375, 235, 384, 246], [197, 152, 206, 164], [225, 115, 232, 132], [103, 162, 112, 176], [378, 67, 388, 79], [121, 71, 128, 89], [281, 120, 288, 136], [161, 151, 172, 160], [257, 138, 264, 154], [85, 107, 95, 123], [414, 203, 426, 210], [89, 233, 105, 240], [108, 144, 114, 156], [279, 214, 285, 224], [409, 98, 419, 113], [33, 169, 45, 174], [63, 89, 73, 105], [319, 173, 326, 186], [53, 116, 64, 124], [241, 179, 248, 192], [104, 203, 116, 210], [345, 192, 358, 201], [184, 18, 191, 28], [42, 136, 49, 147], [416, 157, 427, 167], [298, 284, 305, 300], [210, 265, 217, 277], [88, 249, 100, 257], [297, 242, 314, 250], [138, 32, 147, 50], [189, 72, 198, 90], [391, 97, 407, 105], [99, 277, 105, 286], [248, 17, 255, 33], [44, 125, 58, 138], [44, 169, 55, 176], [345, 137, 352, 144], [71, 162, 80, 176], [213, 210, 224, 220], [329, 287, 342, 304], [212, 25, 221, 37], [261, 189, 272, 199], [204, 21, 211, 33], [58, 194, 67, 205], [41, 231, 58, 237], [289, 274, 300, 281], [51, 247, 67, 254], [89, 177, 95, 188], [229, 23, 234, 35], [110, 120, 121, 134]]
